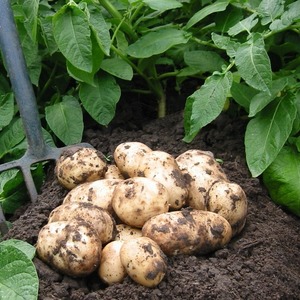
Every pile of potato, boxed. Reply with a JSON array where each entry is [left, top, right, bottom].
[[36, 142, 247, 288]]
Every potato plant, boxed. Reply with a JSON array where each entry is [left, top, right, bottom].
[[36, 143, 248, 288]]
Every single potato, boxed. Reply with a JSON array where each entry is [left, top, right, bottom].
[[120, 237, 167, 287], [142, 209, 232, 256], [36, 219, 101, 277], [98, 240, 127, 285], [63, 179, 122, 215], [139, 150, 189, 210], [207, 181, 248, 236], [115, 224, 143, 241], [112, 177, 169, 228], [113, 142, 152, 178], [176, 149, 228, 210], [55, 147, 107, 189], [105, 164, 125, 179], [48, 202, 116, 244]]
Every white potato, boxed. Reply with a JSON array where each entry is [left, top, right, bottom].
[[120, 237, 167, 287], [113, 142, 152, 178], [176, 149, 228, 210], [98, 240, 127, 285], [55, 147, 107, 190], [63, 179, 122, 215], [36, 219, 101, 277], [48, 202, 116, 244], [105, 164, 125, 179], [112, 177, 169, 228], [208, 181, 248, 236], [115, 224, 143, 241], [139, 150, 189, 210], [142, 209, 232, 256]]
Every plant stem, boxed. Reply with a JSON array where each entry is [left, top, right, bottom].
[[191, 37, 219, 49]]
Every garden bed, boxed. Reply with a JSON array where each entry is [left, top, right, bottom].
[[4, 111, 300, 300]]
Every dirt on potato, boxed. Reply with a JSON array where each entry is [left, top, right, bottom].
[[4, 111, 300, 300]]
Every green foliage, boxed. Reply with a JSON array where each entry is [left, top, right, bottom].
[[0, 0, 299, 215], [0, 239, 39, 300]]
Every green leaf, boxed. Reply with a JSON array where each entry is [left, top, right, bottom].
[[227, 13, 258, 36], [235, 34, 272, 94], [231, 81, 258, 112], [142, 0, 182, 12], [184, 50, 226, 73], [245, 93, 297, 177], [127, 28, 191, 58], [79, 74, 121, 126], [263, 145, 300, 216], [45, 96, 83, 145], [248, 77, 288, 117], [215, 6, 243, 33], [22, 0, 39, 42], [0, 118, 25, 160], [100, 58, 133, 81], [52, 3, 92, 72], [183, 72, 233, 143], [185, 0, 229, 29], [0, 93, 14, 129], [0, 245, 39, 300], [87, 3, 111, 56], [270, 1, 300, 31], [40, 16, 58, 55], [211, 33, 240, 58], [257, 0, 284, 25], [0, 240, 36, 260], [67, 32, 104, 85]]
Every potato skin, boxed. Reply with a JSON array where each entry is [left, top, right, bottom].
[[48, 202, 116, 244], [99, 240, 127, 285], [105, 165, 125, 180], [55, 147, 107, 189], [176, 149, 228, 210], [113, 142, 152, 178], [115, 224, 143, 241], [142, 209, 232, 256], [139, 151, 189, 210], [208, 181, 248, 236], [112, 177, 169, 228], [120, 237, 167, 287], [63, 179, 122, 215], [36, 219, 101, 277]]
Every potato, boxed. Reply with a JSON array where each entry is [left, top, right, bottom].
[[63, 179, 122, 215], [55, 147, 107, 189], [176, 149, 228, 210], [115, 224, 143, 241], [113, 142, 152, 178], [98, 240, 127, 285], [120, 237, 167, 287], [112, 177, 169, 228], [139, 150, 189, 210], [48, 202, 116, 244], [142, 209, 232, 256], [36, 219, 101, 277], [105, 164, 125, 180], [207, 181, 248, 236]]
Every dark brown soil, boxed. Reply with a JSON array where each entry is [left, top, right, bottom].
[[4, 111, 300, 300]]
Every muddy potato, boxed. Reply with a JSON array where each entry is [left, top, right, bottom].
[[55, 147, 107, 190], [139, 150, 189, 210], [48, 202, 116, 244], [120, 237, 167, 287], [113, 142, 152, 178], [112, 177, 169, 228], [115, 224, 143, 241], [63, 179, 122, 215], [98, 240, 127, 285], [142, 209, 232, 256], [36, 219, 101, 277], [105, 164, 125, 180], [176, 149, 228, 210], [208, 181, 248, 236]]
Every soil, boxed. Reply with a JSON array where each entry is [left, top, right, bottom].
[[3, 111, 300, 300]]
